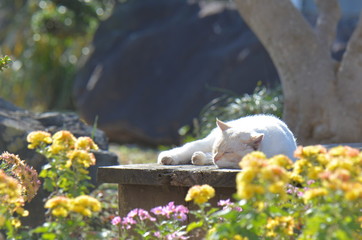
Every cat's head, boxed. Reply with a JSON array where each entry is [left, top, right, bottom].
[[212, 119, 263, 168]]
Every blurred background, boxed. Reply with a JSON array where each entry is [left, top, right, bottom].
[[0, 0, 361, 153]]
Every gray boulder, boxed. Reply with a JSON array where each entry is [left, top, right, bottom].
[[73, 0, 279, 146]]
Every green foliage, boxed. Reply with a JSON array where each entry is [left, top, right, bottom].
[[0, 0, 116, 110], [0, 55, 11, 71]]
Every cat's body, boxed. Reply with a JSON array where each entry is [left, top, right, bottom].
[[157, 115, 297, 168]]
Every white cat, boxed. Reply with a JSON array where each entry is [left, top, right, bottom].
[[157, 115, 297, 168]]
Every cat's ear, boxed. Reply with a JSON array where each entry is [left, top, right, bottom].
[[248, 133, 264, 150], [216, 119, 231, 131]]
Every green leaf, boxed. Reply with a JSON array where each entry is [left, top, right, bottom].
[[41, 233, 57, 240], [186, 221, 204, 232]]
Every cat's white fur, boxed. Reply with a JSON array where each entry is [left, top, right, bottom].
[[157, 115, 297, 168]]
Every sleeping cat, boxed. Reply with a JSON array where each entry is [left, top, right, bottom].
[[157, 115, 297, 168]]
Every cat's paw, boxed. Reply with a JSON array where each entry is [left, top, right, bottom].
[[191, 151, 208, 165], [157, 152, 176, 165]]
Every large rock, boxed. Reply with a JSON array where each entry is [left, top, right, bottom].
[[73, 0, 279, 146], [0, 98, 118, 226], [0, 98, 117, 169]]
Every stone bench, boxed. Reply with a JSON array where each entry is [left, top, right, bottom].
[[97, 163, 240, 216]]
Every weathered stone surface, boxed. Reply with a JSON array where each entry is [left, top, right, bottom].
[[97, 163, 239, 187], [74, 0, 279, 146]]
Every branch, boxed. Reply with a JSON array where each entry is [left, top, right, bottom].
[[233, 0, 327, 94], [314, 0, 341, 51], [337, 10, 362, 108]]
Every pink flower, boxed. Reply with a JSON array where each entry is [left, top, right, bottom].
[[151, 206, 165, 216], [174, 212, 188, 222], [138, 209, 156, 221], [166, 231, 189, 240], [111, 216, 121, 225], [121, 216, 136, 229], [218, 199, 232, 207], [175, 204, 189, 214], [233, 206, 243, 212], [127, 208, 139, 218], [151, 202, 189, 220], [164, 202, 176, 217]]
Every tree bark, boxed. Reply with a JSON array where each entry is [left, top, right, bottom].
[[234, 0, 362, 144]]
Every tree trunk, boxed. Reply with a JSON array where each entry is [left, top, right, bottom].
[[234, 0, 362, 144]]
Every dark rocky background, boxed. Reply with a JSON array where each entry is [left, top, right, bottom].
[[73, 0, 279, 146]]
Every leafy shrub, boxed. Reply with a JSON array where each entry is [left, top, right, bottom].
[[26, 130, 103, 239], [0, 55, 11, 71], [0, 0, 116, 110]]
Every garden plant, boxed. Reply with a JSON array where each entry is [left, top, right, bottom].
[[0, 129, 361, 239], [111, 145, 362, 239], [0, 130, 107, 239]]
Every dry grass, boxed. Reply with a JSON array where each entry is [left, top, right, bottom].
[[108, 144, 159, 165]]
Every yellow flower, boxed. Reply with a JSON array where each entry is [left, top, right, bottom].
[[239, 151, 267, 169], [67, 150, 96, 168], [27, 131, 52, 149], [52, 207, 69, 217], [303, 188, 328, 203], [294, 145, 327, 159], [45, 196, 72, 218], [233, 235, 248, 240], [52, 130, 77, 145], [75, 137, 99, 151], [45, 196, 71, 209], [260, 165, 289, 183], [185, 184, 215, 204], [49, 142, 66, 154], [328, 146, 360, 158], [74, 195, 102, 211], [49, 131, 76, 154], [11, 218, 21, 228], [307, 166, 323, 180], [71, 195, 102, 217], [288, 172, 304, 183], [15, 207, 29, 217], [0, 153, 40, 203], [268, 155, 293, 169], [236, 182, 265, 200], [343, 183, 362, 201], [0, 169, 23, 206], [269, 181, 286, 195], [236, 168, 257, 183], [326, 158, 354, 173], [266, 216, 295, 237]]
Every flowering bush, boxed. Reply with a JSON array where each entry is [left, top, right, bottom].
[[209, 145, 362, 239], [0, 152, 40, 238], [27, 130, 98, 197], [112, 145, 362, 239], [26, 130, 102, 239]]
